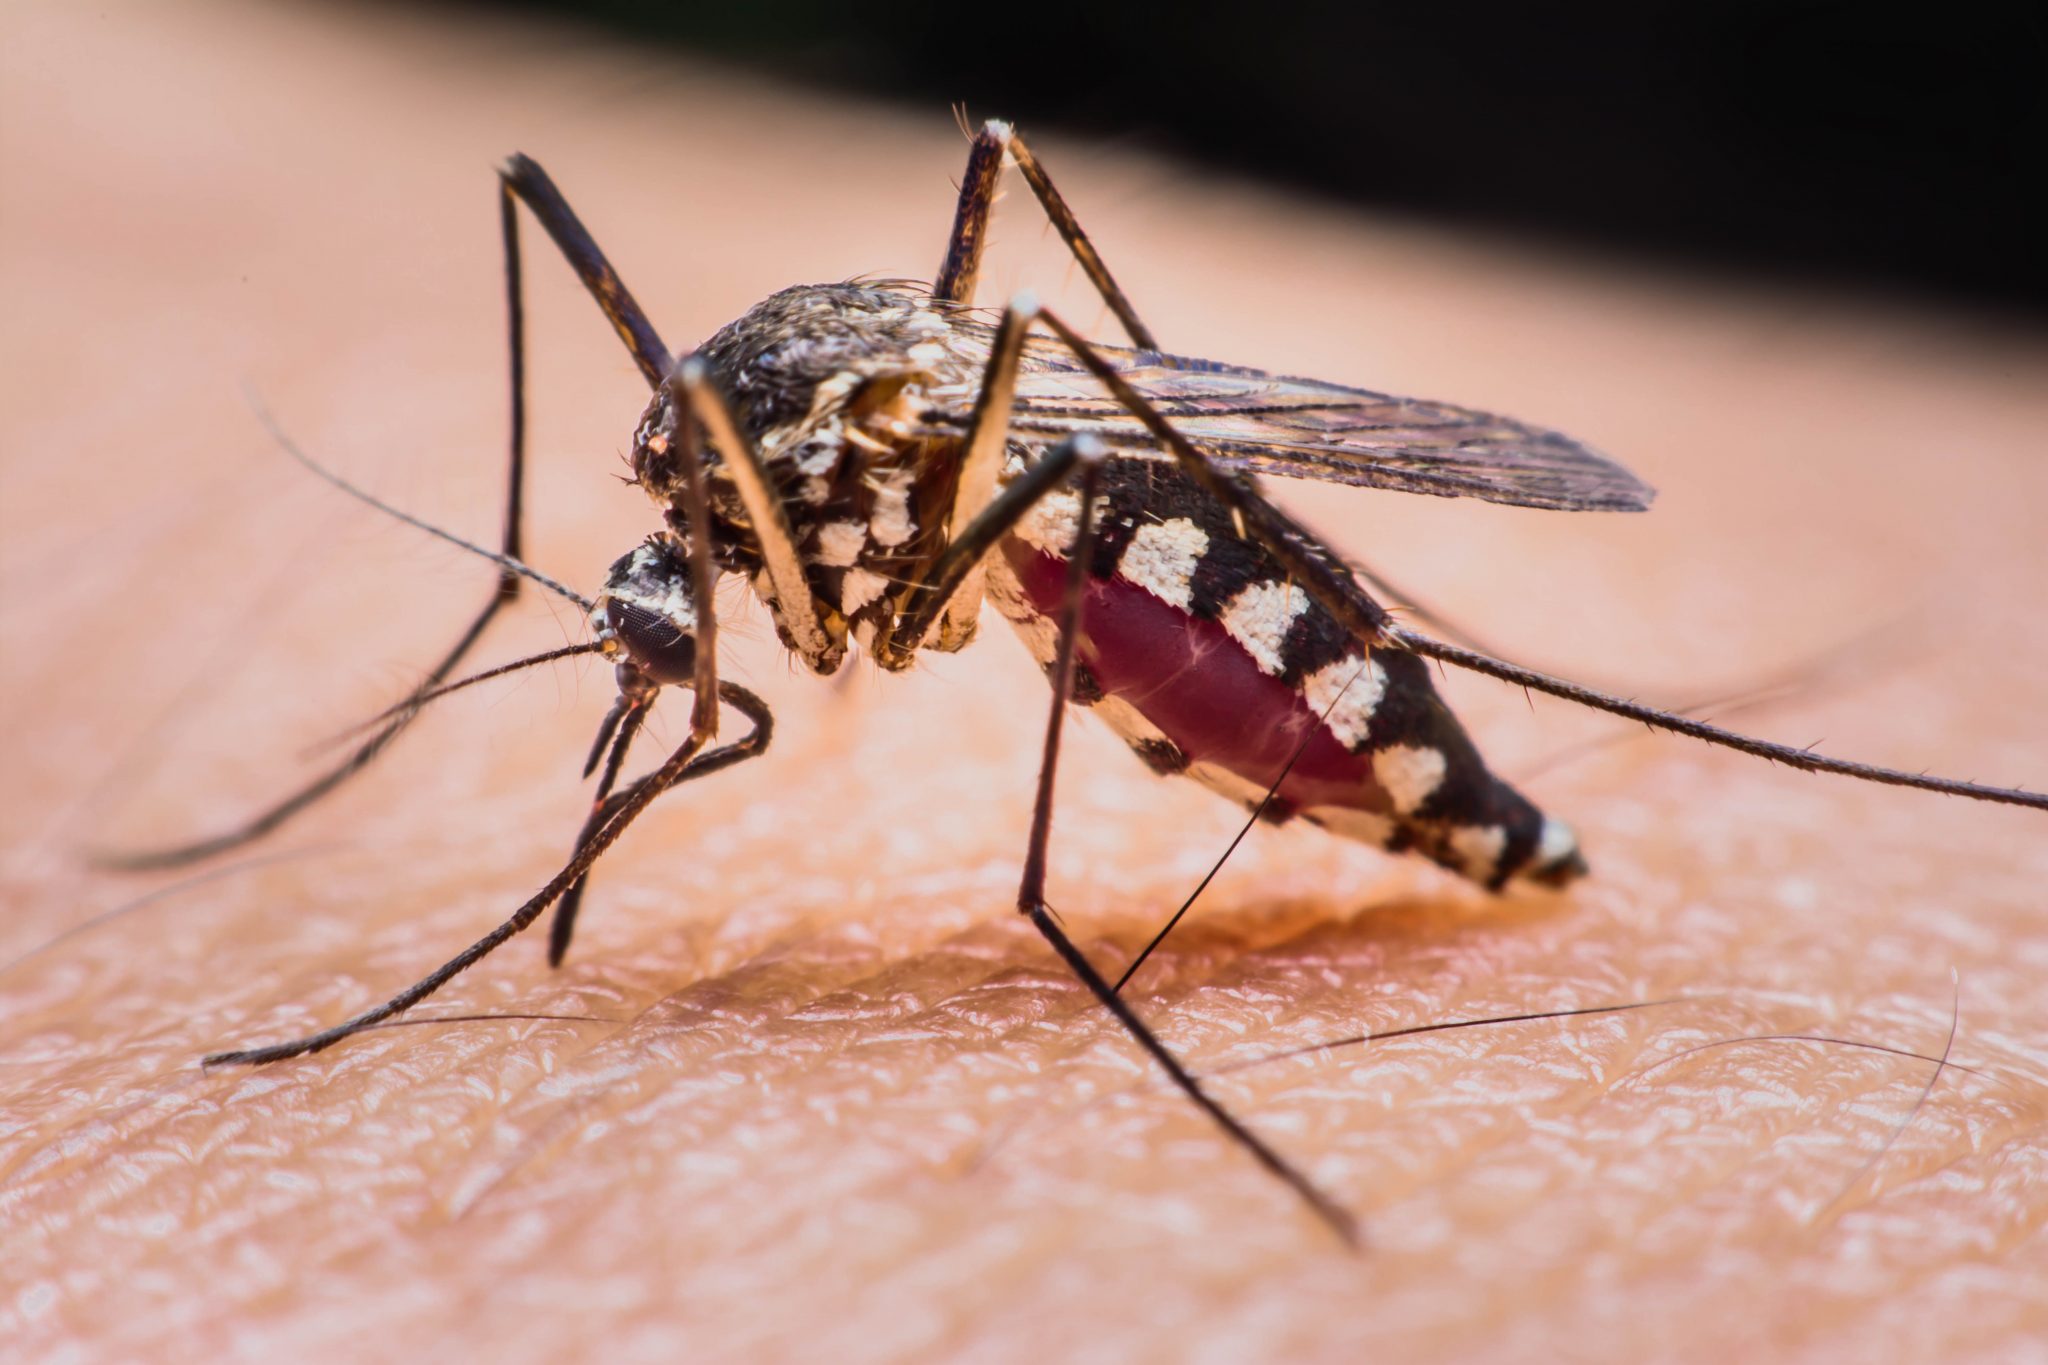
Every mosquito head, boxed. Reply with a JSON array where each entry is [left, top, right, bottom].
[[590, 538, 699, 688]]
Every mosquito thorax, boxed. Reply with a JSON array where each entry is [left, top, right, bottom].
[[590, 539, 699, 686], [619, 282, 993, 675], [628, 282, 974, 514]]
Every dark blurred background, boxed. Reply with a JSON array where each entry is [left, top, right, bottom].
[[471, 1, 2045, 317]]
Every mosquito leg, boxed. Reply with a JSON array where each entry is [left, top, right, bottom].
[[932, 120, 1157, 350], [909, 297, 1037, 652], [931, 121, 1006, 314], [894, 432, 1089, 654], [674, 364, 844, 674], [1005, 451, 1358, 1245], [205, 684, 774, 1066], [925, 133, 1506, 656], [1030, 306, 2048, 815], [934, 156, 1504, 662], [500, 154, 672, 386], [545, 390, 712, 958], [1026, 306, 1390, 632], [1391, 630, 2048, 810], [1006, 131, 1157, 349], [504, 155, 726, 714], [106, 178, 580, 871], [506, 157, 731, 736], [548, 696, 651, 967]]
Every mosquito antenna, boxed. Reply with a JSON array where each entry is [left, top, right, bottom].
[[1113, 657, 1372, 995], [246, 389, 593, 611], [303, 642, 604, 755]]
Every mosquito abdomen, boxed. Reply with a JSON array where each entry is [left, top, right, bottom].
[[986, 457, 1585, 890]]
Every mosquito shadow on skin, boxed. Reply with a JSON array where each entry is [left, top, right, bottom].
[[421, 881, 1572, 1221], [431, 917, 981, 1216], [1102, 882, 1580, 1006]]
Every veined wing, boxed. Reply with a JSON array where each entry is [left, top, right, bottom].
[[942, 331, 1654, 513]]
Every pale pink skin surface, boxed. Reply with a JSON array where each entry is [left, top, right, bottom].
[[6, 3, 2048, 1361]]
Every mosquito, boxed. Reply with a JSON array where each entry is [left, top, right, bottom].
[[112, 120, 2046, 1244]]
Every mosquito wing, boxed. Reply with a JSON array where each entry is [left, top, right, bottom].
[[959, 333, 1654, 513]]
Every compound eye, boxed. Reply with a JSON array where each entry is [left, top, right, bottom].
[[591, 540, 700, 686], [604, 597, 697, 685]]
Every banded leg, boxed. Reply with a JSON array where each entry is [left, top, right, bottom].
[[1028, 307, 2048, 815], [205, 683, 775, 1066], [1013, 451, 1358, 1245], [933, 120, 1157, 350]]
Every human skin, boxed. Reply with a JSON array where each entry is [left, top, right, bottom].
[[4, 2, 2048, 1361]]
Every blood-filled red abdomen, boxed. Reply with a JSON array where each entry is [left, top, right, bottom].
[[1001, 541, 1378, 816], [989, 533, 1584, 891]]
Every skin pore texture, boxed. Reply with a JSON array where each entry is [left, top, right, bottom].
[[4, 2, 2048, 1360]]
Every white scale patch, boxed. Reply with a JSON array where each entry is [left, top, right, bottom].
[[814, 520, 867, 568], [1447, 824, 1508, 883], [799, 371, 863, 432], [1301, 653, 1387, 751], [1373, 743, 1447, 815], [903, 307, 952, 339], [1530, 818, 1579, 874], [840, 567, 890, 615], [1117, 518, 1208, 610], [1012, 488, 1083, 558], [592, 542, 699, 643], [1220, 579, 1310, 676], [869, 471, 917, 548], [794, 429, 844, 478], [626, 545, 694, 627]]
